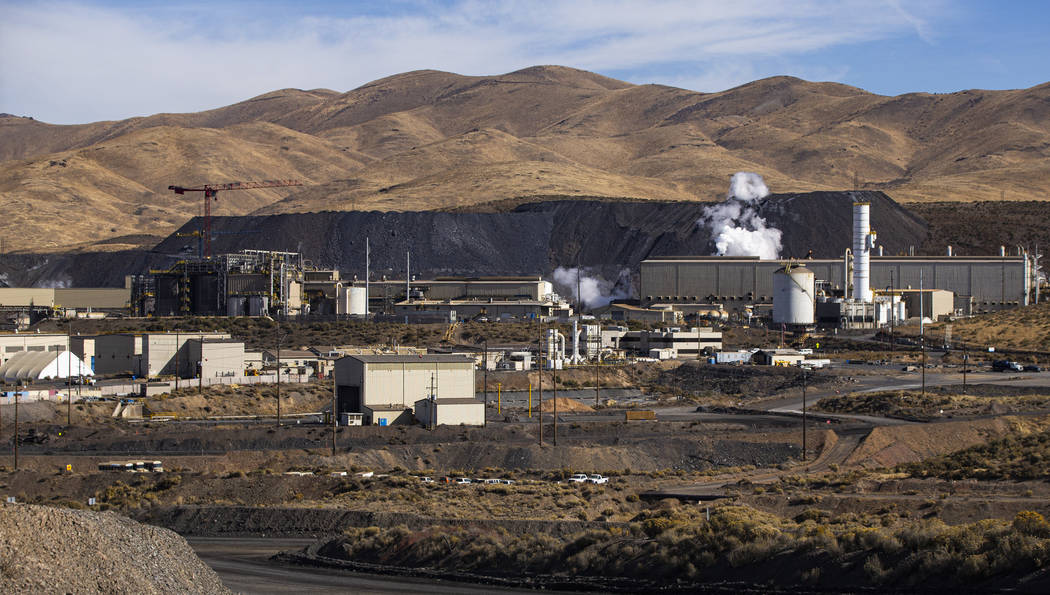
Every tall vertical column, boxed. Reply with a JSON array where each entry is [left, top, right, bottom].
[[852, 201, 874, 302]]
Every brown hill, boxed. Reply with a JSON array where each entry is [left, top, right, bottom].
[[1, 66, 1049, 252]]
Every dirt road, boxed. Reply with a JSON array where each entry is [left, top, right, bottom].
[[187, 537, 560, 594]]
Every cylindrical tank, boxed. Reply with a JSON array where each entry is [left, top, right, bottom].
[[226, 297, 245, 317], [773, 264, 815, 325], [852, 201, 874, 302], [348, 286, 367, 316], [248, 296, 269, 317]]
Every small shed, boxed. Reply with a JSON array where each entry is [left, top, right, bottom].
[[415, 397, 485, 427], [752, 349, 806, 367]]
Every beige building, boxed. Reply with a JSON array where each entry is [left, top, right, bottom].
[[0, 288, 129, 310], [334, 354, 476, 426], [189, 338, 246, 379], [0, 334, 70, 367], [91, 332, 233, 378], [604, 327, 723, 358], [414, 397, 485, 427], [897, 289, 955, 321]]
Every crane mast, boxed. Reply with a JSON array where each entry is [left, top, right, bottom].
[[168, 179, 303, 257]]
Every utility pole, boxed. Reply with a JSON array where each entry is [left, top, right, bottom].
[[921, 334, 927, 398], [801, 370, 807, 462], [66, 319, 72, 427], [13, 388, 19, 471], [198, 333, 203, 395], [553, 356, 558, 446], [594, 355, 599, 407], [497, 382, 502, 415], [275, 321, 282, 427], [963, 349, 969, 387], [174, 328, 180, 392], [331, 371, 337, 456], [483, 341, 488, 421], [920, 269, 926, 398], [537, 338, 543, 445], [365, 237, 370, 317]]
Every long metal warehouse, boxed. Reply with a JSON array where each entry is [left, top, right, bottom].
[[640, 254, 1032, 314]]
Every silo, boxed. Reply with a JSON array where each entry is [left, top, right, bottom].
[[348, 286, 368, 316], [773, 264, 815, 325]]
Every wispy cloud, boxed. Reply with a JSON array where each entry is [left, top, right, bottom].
[[0, 0, 942, 124]]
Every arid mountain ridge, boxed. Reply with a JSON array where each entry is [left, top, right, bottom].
[[1, 65, 1049, 253]]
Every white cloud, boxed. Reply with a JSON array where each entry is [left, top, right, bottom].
[[0, 0, 942, 124]]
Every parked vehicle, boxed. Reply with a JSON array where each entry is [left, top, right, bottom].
[[483, 478, 502, 484], [587, 474, 609, 484], [420, 476, 434, 483], [1024, 364, 1043, 372], [500, 479, 516, 485], [568, 473, 589, 483], [992, 360, 1023, 372], [455, 477, 472, 484]]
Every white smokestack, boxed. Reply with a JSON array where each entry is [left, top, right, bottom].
[[852, 201, 875, 302]]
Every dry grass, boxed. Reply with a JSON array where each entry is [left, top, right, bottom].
[[322, 503, 1050, 589]]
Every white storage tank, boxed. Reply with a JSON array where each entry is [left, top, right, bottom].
[[348, 286, 368, 316], [773, 264, 815, 325]]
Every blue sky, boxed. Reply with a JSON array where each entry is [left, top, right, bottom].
[[1, 0, 1048, 124]]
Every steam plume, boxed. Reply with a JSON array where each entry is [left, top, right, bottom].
[[552, 266, 632, 309], [699, 172, 782, 260]]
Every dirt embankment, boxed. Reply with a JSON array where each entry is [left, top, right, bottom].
[[845, 415, 1050, 468], [0, 503, 228, 594]]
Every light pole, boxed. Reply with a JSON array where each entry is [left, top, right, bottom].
[[483, 341, 488, 421]]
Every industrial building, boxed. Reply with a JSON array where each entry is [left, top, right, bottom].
[[0, 334, 74, 367], [86, 332, 235, 378], [642, 196, 1034, 322], [603, 327, 724, 359], [394, 298, 572, 322], [132, 250, 304, 317], [641, 253, 1031, 316], [333, 354, 482, 426]]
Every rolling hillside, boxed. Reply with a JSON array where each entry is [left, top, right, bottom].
[[1, 65, 1048, 252]]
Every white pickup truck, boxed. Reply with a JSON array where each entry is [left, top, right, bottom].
[[568, 473, 589, 483], [587, 474, 609, 484]]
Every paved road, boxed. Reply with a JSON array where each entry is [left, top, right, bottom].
[[187, 537, 552, 594]]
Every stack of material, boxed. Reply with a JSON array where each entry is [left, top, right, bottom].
[[0, 503, 229, 594]]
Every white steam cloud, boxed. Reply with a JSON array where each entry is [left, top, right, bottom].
[[552, 266, 632, 309], [699, 172, 782, 260]]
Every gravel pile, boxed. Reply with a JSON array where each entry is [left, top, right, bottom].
[[0, 503, 229, 594]]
